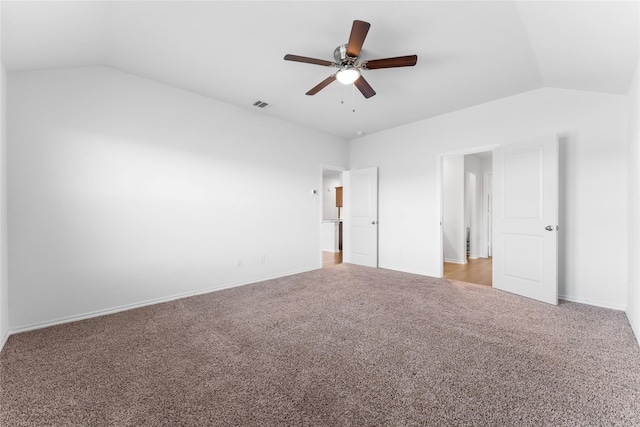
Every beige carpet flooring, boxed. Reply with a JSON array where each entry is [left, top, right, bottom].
[[1, 264, 639, 426]]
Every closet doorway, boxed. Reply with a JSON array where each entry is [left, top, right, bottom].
[[441, 150, 493, 286]]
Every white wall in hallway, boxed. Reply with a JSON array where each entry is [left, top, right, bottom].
[[350, 87, 629, 310], [322, 175, 342, 220], [0, 36, 8, 349], [627, 58, 640, 343], [443, 156, 465, 264], [464, 155, 479, 259], [480, 156, 493, 259], [470, 154, 493, 260], [8, 66, 348, 331]]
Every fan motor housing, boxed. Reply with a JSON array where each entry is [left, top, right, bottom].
[[334, 44, 358, 65]]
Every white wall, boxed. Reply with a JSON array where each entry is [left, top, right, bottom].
[[443, 156, 465, 263], [322, 175, 341, 220], [464, 154, 480, 259], [463, 154, 492, 260], [0, 3, 9, 349], [467, 154, 493, 260], [350, 87, 628, 309], [627, 58, 640, 343], [7, 66, 348, 331], [480, 156, 493, 258]]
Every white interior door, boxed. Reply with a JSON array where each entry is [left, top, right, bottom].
[[344, 167, 378, 267], [493, 135, 559, 305]]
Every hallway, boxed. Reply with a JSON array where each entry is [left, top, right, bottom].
[[444, 257, 492, 286], [323, 251, 343, 268]]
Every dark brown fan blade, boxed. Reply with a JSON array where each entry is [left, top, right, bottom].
[[306, 75, 337, 95], [346, 20, 371, 58], [284, 54, 336, 67], [363, 55, 418, 70], [354, 75, 376, 99]]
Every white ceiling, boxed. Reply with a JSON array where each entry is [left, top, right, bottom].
[[2, 1, 638, 140]]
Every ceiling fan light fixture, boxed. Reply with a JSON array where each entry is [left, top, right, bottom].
[[336, 66, 361, 85], [284, 20, 416, 98]]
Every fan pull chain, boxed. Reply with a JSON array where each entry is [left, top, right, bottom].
[[340, 84, 344, 105], [352, 83, 356, 113]]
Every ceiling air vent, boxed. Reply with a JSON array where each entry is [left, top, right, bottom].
[[252, 100, 270, 109]]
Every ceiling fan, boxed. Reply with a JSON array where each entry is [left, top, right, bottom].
[[284, 20, 418, 99]]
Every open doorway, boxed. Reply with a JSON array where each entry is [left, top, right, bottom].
[[321, 167, 344, 268], [441, 150, 493, 286]]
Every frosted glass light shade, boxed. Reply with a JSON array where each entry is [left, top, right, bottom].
[[336, 67, 360, 85]]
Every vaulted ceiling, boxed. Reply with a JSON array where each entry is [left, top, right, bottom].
[[2, 1, 638, 139]]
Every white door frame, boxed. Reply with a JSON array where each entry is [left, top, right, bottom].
[[436, 144, 499, 278], [319, 164, 345, 268]]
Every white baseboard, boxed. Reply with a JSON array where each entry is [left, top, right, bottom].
[[0, 331, 8, 353], [627, 311, 640, 347], [8, 267, 318, 337], [444, 258, 466, 265], [559, 294, 626, 311]]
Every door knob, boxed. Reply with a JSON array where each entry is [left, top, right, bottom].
[[371, 221, 377, 225], [545, 225, 554, 231]]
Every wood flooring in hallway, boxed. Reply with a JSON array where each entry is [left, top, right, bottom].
[[323, 252, 490, 286], [444, 257, 492, 286], [323, 251, 343, 268]]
